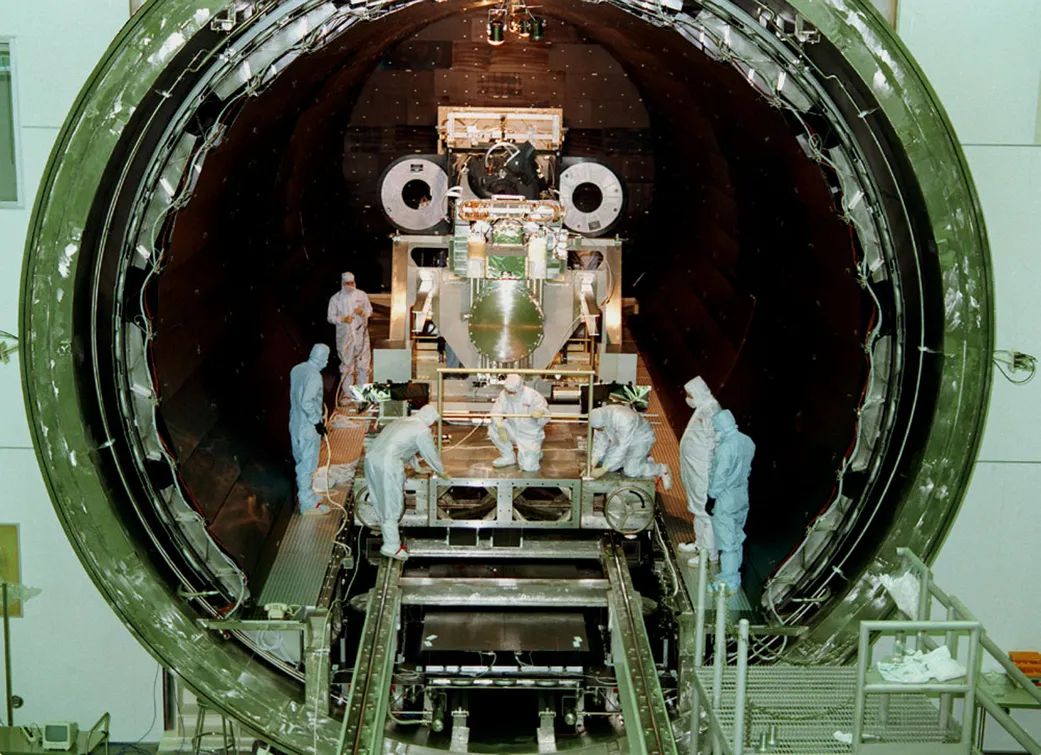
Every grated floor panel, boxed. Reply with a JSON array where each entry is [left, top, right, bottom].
[[256, 506, 342, 607], [697, 666, 961, 753]]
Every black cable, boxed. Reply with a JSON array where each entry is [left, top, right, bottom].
[[125, 663, 162, 746]]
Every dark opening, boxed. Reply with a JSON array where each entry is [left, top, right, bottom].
[[571, 182, 603, 213], [138, 0, 930, 602], [401, 178, 433, 210]]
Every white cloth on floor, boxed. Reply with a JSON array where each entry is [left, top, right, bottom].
[[875, 645, 965, 684], [312, 461, 360, 492], [832, 731, 853, 745]]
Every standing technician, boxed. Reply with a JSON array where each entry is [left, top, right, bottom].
[[327, 271, 373, 385]]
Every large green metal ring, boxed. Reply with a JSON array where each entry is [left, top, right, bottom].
[[21, 0, 991, 750]]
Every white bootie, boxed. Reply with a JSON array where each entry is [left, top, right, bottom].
[[660, 466, 673, 491], [492, 455, 516, 468], [677, 541, 699, 553], [379, 544, 409, 561]]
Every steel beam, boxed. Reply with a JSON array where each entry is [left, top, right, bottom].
[[399, 577, 609, 607], [603, 544, 678, 755], [405, 538, 603, 560], [338, 558, 403, 755]]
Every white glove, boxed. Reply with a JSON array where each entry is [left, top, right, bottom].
[[590, 465, 608, 480], [530, 409, 546, 419]]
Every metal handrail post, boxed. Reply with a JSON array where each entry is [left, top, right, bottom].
[[437, 370, 444, 456], [712, 585, 726, 755], [733, 619, 749, 755], [691, 671, 702, 755], [939, 603, 957, 731], [694, 548, 709, 667], [691, 548, 710, 755], [585, 371, 594, 477], [852, 620, 870, 750], [960, 625, 982, 748], [916, 558, 932, 650]]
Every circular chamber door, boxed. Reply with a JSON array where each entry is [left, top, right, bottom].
[[468, 280, 545, 363], [559, 161, 626, 236], [604, 485, 655, 535], [379, 155, 449, 233]]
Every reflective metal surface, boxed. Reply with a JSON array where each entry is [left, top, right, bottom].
[[468, 280, 545, 363], [379, 156, 449, 233]]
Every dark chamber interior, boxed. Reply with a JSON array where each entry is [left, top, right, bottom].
[[151, 1, 872, 599]]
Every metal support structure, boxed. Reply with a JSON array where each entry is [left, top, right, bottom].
[[304, 611, 332, 717], [406, 536, 603, 560], [853, 619, 981, 754], [689, 547, 710, 755], [602, 543, 678, 755], [337, 558, 403, 755], [895, 548, 1041, 753], [732, 620, 749, 755], [711, 586, 726, 755], [600, 243, 624, 346], [400, 577, 609, 607]]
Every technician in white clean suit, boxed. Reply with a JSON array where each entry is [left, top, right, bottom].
[[364, 404, 446, 560], [677, 376, 722, 565], [327, 271, 373, 385], [489, 373, 550, 473], [589, 404, 672, 489]]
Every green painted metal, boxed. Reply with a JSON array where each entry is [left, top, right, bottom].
[[17, 2, 345, 752], [603, 544, 678, 755], [783, 0, 993, 659], [337, 558, 402, 755], [19, 0, 992, 751]]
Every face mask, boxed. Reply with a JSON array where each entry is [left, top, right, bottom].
[[686, 396, 697, 409]]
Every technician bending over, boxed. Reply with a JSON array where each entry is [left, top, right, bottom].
[[489, 373, 550, 473], [708, 410, 755, 592], [289, 344, 330, 516], [588, 404, 672, 490], [677, 376, 722, 566], [327, 271, 373, 386], [364, 405, 446, 560]]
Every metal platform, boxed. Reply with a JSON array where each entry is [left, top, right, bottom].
[[697, 666, 960, 754], [354, 416, 658, 533], [440, 420, 588, 479], [256, 509, 344, 608]]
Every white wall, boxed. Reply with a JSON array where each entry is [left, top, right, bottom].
[[0, 0, 1038, 749], [0, 0, 164, 743], [899, 0, 1041, 750]]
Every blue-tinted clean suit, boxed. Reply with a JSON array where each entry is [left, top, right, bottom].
[[708, 410, 755, 591], [289, 344, 329, 512]]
